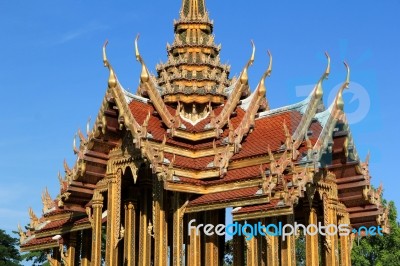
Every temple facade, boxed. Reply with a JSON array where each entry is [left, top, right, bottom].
[[19, 0, 389, 265]]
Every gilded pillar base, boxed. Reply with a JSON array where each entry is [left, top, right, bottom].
[[124, 199, 137, 266], [173, 193, 184, 266], [187, 213, 201, 266], [266, 217, 279, 266], [205, 210, 220, 266], [90, 191, 104, 266], [306, 208, 319, 266], [281, 214, 296, 266]]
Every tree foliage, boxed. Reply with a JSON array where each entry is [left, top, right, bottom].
[[21, 250, 49, 266], [351, 200, 400, 265], [0, 229, 21, 266]]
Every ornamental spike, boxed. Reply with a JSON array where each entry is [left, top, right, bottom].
[[258, 50, 273, 96], [315, 52, 330, 99], [64, 159, 72, 175], [102, 40, 109, 67], [135, 34, 141, 61], [240, 40, 256, 84], [335, 61, 350, 111], [73, 133, 78, 154], [102, 40, 117, 88], [78, 129, 86, 143], [365, 150, 371, 165], [86, 117, 91, 136], [135, 34, 150, 82]]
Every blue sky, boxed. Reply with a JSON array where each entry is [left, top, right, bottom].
[[0, 0, 399, 239]]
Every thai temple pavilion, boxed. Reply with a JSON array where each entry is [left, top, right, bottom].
[[19, 0, 389, 265]]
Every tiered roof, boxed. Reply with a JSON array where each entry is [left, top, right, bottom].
[[19, 0, 389, 251]]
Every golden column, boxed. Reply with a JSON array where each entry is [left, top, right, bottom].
[[246, 233, 258, 266], [281, 214, 296, 266], [266, 217, 279, 266], [323, 195, 339, 266], [173, 193, 185, 266], [124, 198, 137, 266], [339, 215, 351, 266], [90, 190, 104, 266], [138, 188, 151, 266], [66, 232, 77, 266], [153, 179, 168, 266], [306, 207, 319, 266], [105, 170, 122, 266], [49, 247, 62, 266], [204, 210, 220, 266], [233, 234, 245, 266], [187, 213, 201, 266], [80, 230, 92, 266]]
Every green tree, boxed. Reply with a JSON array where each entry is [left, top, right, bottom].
[[21, 250, 49, 266], [0, 229, 21, 266], [351, 200, 400, 265]]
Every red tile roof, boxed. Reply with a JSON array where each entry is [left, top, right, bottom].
[[165, 153, 215, 170], [188, 186, 261, 206], [233, 199, 284, 214], [232, 111, 303, 160], [21, 236, 56, 248]]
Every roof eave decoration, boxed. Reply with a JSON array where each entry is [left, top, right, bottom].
[[313, 61, 350, 165], [102, 41, 174, 177], [233, 51, 272, 153], [135, 35, 178, 129], [208, 41, 255, 131], [292, 52, 330, 158]]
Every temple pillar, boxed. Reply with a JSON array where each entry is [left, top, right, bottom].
[[90, 191, 104, 266], [187, 213, 201, 266], [49, 247, 62, 266], [105, 172, 121, 266], [266, 217, 279, 266], [233, 234, 245, 266], [80, 230, 92, 266], [306, 207, 319, 266], [281, 214, 296, 266], [138, 188, 151, 266], [323, 196, 339, 266], [204, 210, 220, 266], [124, 199, 137, 266], [65, 232, 77, 266], [153, 179, 168, 266], [74, 232, 81, 265], [339, 215, 351, 266], [173, 192, 184, 266], [246, 232, 257, 266]]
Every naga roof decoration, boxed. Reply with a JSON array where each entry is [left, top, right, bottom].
[[19, 0, 389, 259]]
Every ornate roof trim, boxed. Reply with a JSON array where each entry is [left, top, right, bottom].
[[207, 41, 255, 131], [135, 36, 177, 129]]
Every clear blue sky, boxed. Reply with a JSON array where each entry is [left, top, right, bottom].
[[1, 0, 399, 237]]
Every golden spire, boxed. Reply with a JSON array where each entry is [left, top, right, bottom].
[[315, 52, 330, 99], [181, 0, 207, 20], [135, 34, 150, 83], [335, 61, 350, 111], [240, 40, 256, 84], [102, 40, 117, 88], [258, 50, 272, 96]]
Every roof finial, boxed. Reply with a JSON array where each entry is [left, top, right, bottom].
[[365, 150, 371, 165], [102, 40, 117, 88], [259, 50, 272, 96], [240, 40, 256, 84], [135, 34, 150, 83], [315, 52, 330, 99], [335, 61, 350, 111]]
